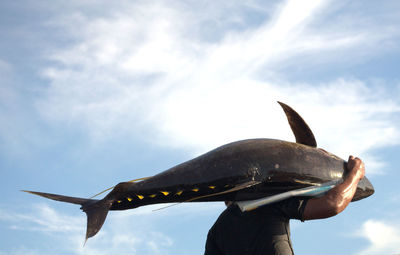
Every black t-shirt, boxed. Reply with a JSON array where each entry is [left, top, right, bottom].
[[204, 198, 308, 255]]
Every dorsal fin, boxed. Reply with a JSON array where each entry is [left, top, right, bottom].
[[277, 101, 317, 147]]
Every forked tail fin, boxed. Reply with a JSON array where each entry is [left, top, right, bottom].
[[81, 198, 112, 241], [22, 190, 112, 242]]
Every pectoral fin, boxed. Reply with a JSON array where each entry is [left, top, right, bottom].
[[236, 181, 338, 212]]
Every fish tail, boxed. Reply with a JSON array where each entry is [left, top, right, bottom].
[[22, 190, 112, 242], [81, 198, 112, 242]]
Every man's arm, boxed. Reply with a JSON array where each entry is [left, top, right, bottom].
[[303, 155, 365, 220]]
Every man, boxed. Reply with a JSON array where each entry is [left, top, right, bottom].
[[204, 156, 365, 255]]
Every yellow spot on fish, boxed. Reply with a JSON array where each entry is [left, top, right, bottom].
[[117, 200, 122, 203], [161, 191, 169, 196], [137, 195, 144, 200], [208, 186, 216, 189], [149, 194, 156, 198], [127, 197, 133, 202], [176, 190, 183, 195], [192, 188, 199, 192]]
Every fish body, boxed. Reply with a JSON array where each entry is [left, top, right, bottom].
[[108, 139, 349, 211], [24, 102, 375, 241]]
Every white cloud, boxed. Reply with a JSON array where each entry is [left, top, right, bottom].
[[0, 202, 222, 255], [0, 204, 148, 255], [35, 0, 400, 175], [0, 58, 55, 157], [0, 203, 83, 233], [355, 219, 400, 255]]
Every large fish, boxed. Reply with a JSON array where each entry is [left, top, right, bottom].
[[23, 102, 374, 241]]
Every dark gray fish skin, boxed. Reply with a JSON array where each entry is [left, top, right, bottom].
[[107, 138, 374, 211]]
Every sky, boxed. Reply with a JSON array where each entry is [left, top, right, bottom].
[[1, 0, 400, 254]]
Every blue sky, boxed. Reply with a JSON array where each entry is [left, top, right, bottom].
[[1, 0, 400, 254]]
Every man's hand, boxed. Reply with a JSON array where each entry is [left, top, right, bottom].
[[303, 155, 365, 220], [347, 156, 365, 180]]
